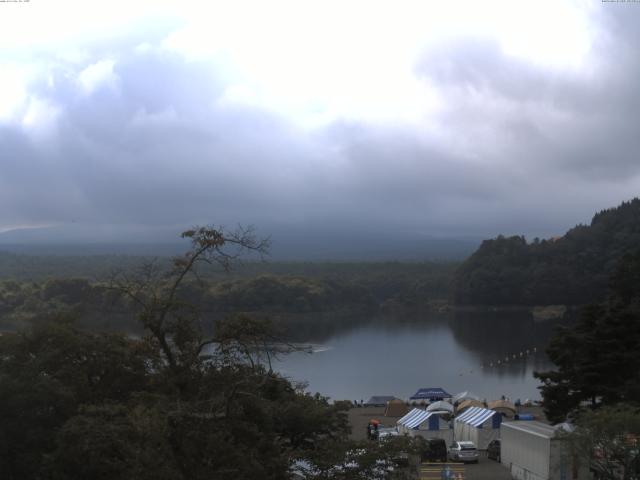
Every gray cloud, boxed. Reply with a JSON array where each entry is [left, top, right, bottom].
[[1, 4, 640, 254]]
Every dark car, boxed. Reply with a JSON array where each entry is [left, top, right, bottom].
[[421, 438, 448, 463], [487, 439, 501, 462]]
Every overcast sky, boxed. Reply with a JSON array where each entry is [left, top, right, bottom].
[[1, 0, 639, 251]]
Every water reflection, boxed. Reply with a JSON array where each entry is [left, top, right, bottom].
[[274, 311, 570, 403], [449, 310, 569, 378]]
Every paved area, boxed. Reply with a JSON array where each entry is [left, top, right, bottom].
[[421, 463, 466, 479], [347, 406, 403, 440], [420, 458, 511, 480], [346, 405, 537, 479]]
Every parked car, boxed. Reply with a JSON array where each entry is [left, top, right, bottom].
[[421, 438, 448, 463], [377, 428, 399, 442], [448, 441, 479, 463], [487, 439, 501, 462]]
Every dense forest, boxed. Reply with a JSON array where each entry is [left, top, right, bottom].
[[452, 198, 640, 306], [0, 227, 421, 479], [0, 260, 456, 337], [531, 248, 640, 480], [534, 248, 640, 423]]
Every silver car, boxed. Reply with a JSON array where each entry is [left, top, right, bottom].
[[448, 441, 479, 463]]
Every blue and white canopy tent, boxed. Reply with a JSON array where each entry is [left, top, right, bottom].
[[453, 406, 502, 449], [409, 387, 451, 402], [396, 408, 453, 443]]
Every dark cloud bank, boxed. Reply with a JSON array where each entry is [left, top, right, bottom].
[[1, 5, 639, 259]]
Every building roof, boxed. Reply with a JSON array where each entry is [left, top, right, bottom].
[[501, 421, 560, 439]]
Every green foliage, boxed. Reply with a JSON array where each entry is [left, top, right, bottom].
[[0, 315, 356, 479], [0, 252, 159, 281], [0, 262, 456, 335], [299, 435, 417, 479], [535, 250, 640, 423], [204, 274, 377, 314], [453, 198, 640, 305], [0, 226, 409, 479], [50, 403, 178, 480], [565, 404, 640, 480], [0, 316, 151, 479]]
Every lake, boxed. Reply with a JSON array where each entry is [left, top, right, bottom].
[[274, 311, 566, 403]]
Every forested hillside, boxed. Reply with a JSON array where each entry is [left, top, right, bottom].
[[0, 262, 456, 335], [534, 248, 640, 422], [452, 198, 640, 306], [0, 227, 418, 479]]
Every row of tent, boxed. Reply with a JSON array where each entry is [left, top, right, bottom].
[[365, 389, 455, 407], [381, 399, 454, 417], [396, 406, 502, 449], [407, 388, 507, 405], [379, 397, 518, 418], [364, 388, 454, 405]]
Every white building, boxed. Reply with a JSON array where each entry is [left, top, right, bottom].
[[501, 421, 588, 480]]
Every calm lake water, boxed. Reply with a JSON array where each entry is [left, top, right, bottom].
[[274, 311, 566, 403]]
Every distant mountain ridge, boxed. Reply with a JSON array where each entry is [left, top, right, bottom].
[[0, 224, 481, 261], [452, 198, 640, 306]]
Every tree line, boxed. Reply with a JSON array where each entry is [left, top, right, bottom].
[[535, 249, 640, 479], [0, 265, 455, 335], [452, 198, 640, 306], [0, 226, 423, 479]]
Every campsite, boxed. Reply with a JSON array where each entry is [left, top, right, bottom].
[[347, 389, 584, 480]]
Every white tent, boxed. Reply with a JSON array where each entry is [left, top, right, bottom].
[[452, 390, 482, 404], [397, 408, 453, 443], [426, 401, 454, 414], [453, 406, 501, 450]]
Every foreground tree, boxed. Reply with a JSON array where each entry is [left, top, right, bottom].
[[564, 405, 640, 480], [0, 316, 151, 479], [298, 435, 417, 480], [109, 225, 270, 379], [535, 250, 640, 423], [2, 225, 415, 479]]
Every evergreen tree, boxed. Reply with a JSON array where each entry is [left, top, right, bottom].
[[453, 198, 640, 306], [535, 250, 640, 423]]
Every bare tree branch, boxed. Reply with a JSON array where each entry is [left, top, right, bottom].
[[105, 225, 271, 391]]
